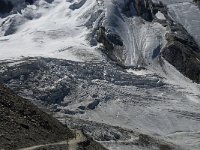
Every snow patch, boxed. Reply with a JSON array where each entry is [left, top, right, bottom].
[[156, 11, 166, 20]]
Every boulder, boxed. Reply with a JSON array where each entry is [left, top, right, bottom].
[[87, 99, 100, 110]]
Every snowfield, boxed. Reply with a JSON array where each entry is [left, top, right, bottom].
[[0, 0, 104, 61], [0, 0, 200, 149]]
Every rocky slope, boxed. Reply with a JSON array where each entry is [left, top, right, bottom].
[[0, 83, 73, 149]]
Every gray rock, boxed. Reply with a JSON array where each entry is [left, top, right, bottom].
[[162, 28, 200, 83], [87, 99, 100, 110]]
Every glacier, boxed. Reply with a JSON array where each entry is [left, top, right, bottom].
[[0, 0, 200, 149]]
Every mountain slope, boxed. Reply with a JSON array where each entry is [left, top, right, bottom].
[[0, 83, 73, 149], [0, 0, 200, 150]]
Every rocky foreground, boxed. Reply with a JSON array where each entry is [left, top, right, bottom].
[[0, 83, 73, 149], [0, 82, 109, 150]]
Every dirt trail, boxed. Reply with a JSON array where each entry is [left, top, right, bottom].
[[19, 141, 68, 150], [19, 130, 86, 150]]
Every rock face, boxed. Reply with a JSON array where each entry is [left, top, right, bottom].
[[162, 26, 200, 83], [0, 0, 13, 14], [133, 0, 154, 21], [96, 27, 125, 65], [194, 0, 200, 8], [0, 83, 73, 149]]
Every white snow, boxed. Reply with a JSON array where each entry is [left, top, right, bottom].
[[126, 69, 150, 76], [156, 11, 166, 20], [0, 0, 104, 61]]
